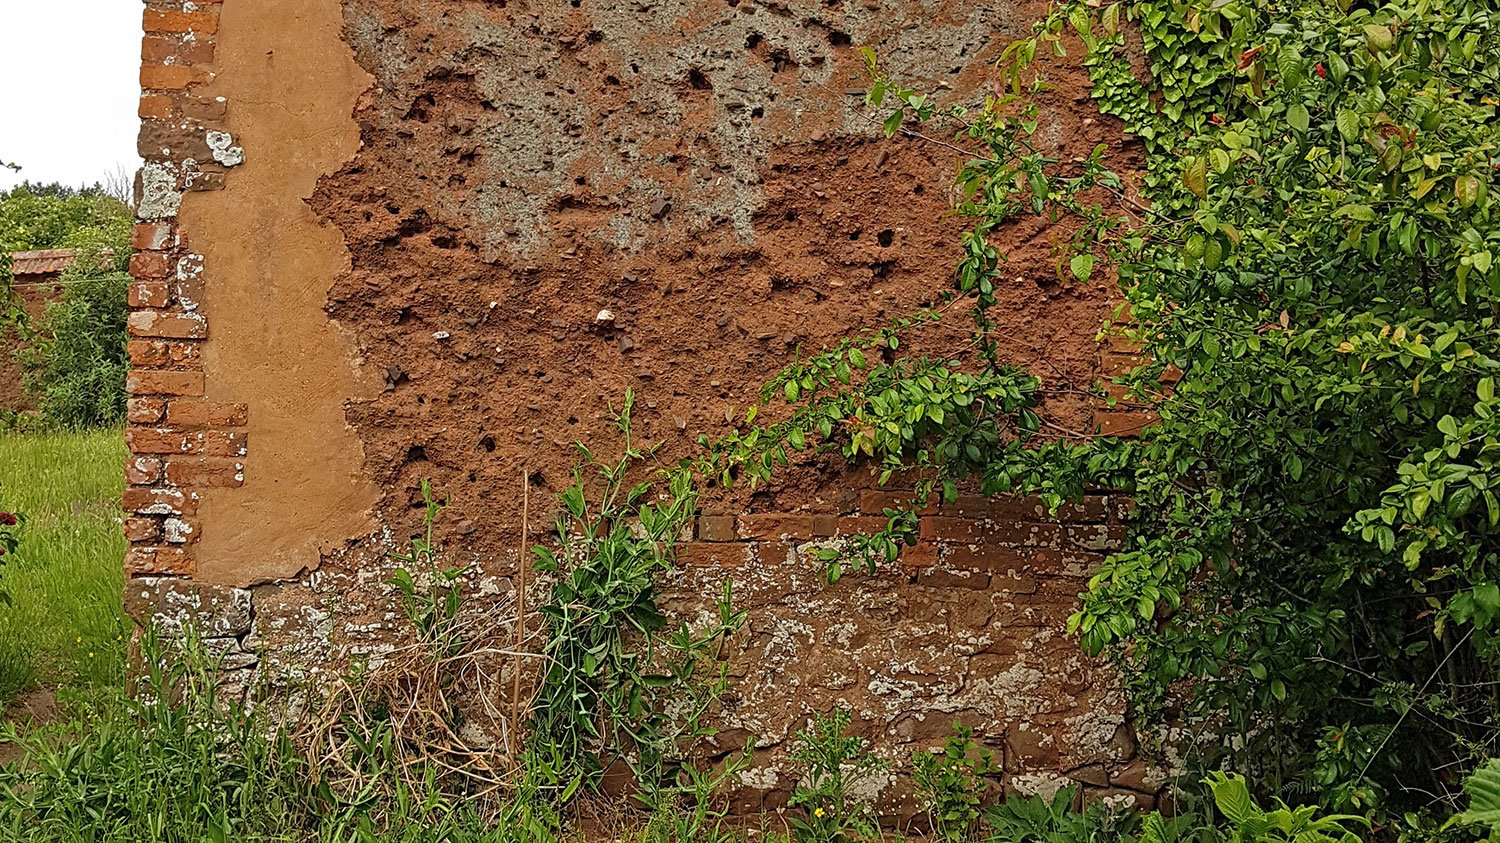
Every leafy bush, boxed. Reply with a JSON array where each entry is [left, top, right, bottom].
[[16, 228, 130, 428], [698, 0, 1500, 821], [912, 724, 999, 842], [981, 786, 1146, 842]]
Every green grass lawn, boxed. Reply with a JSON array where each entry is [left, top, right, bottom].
[[0, 429, 127, 703]]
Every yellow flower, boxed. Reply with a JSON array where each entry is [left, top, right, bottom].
[[814, 808, 826, 818]]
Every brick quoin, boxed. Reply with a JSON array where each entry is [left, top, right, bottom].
[[124, 546, 195, 576], [140, 64, 208, 91], [122, 487, 195, 517], [165, 400, 248, 428], [127, 370, 206, 396], [129, 251, 173, 279], [131, 222, 174, 251], [128, 281, 172, 309], [126, 397, 166, 424], [128, 311, 207, 340], [163, 458, 244, 488], [138, 95, 174, 120], [124, 456, 165, 485], [124, 517, 163, 543], [142, 9, 220, 35], [127, 340, 202, 370]]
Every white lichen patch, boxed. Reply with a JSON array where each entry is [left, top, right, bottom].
[[206, 130, 246, 167], [138, 162, 182, 220], [1009, 772, 1072, 799]]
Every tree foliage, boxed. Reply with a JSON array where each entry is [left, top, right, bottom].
[[1, 183, 132, 427]]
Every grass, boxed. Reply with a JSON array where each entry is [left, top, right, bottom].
[[0, 428, 128, 702]]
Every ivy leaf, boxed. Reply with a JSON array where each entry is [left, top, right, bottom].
[[1455, 175, 1480, 207], [1070, 253, 1095, 282], [1363, 23, 1394, 53], [1207, 773, 1255, 825], [1101, 3, 1121, 37], [1454, 758, 1500, 829], [1336, 109, 1361, 142], [1287, 103, 1310, 134], [882, 110, 904, 138], [1183, 156, 1208, 199], [1278, 50, 1304, 89]]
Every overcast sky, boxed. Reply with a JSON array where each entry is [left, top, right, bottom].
[[0, 1, 142, 193]]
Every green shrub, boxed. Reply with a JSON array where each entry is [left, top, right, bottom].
[[912, 724, 998, 842], [16, 227, 129, 428]]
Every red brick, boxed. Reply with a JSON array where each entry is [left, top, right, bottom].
[[161, 517, 197, 544], [131, 221, 175, 251], [1065, 523, 1125, 552], [128, 340, 201, 370], [1099, 351, 1145, 378], [895, 542, 939, 570], [123, 487, 195, 516], [124, 456, 164, 485], [1011, 546, 1106, 577], [919, 517, 1063, 548], [125, 546, 195, 576], [128, 311, 206, 339], [129, 281, 172, 308], [696, 514, 736, 542], [127, 369, 205, 396], [128, 340, 165, 368], [165, 401, 248, 428], [857, 489, 937, 515], [142, 35, 176, 63], [676, 542, 747, 568], [181, 96, 226, 121], [163, 457, 244, 487], [941, 494, 1108, 523], [947, 544, 1037, 573], [126, 397, 166, 423], [737, 513, 814, 540], [202, 431, 248, 457], [990, 570, 1039, 594], [126, 428, 204, 455], [129, 252, 172, 279], [140, 64, 207, 90], [139, 94, 174, 119], [918, 567, 990, 590], [142, 9, 219, 35], [124, 517, 163, 543], [810, 514, 838, 536], [834, 516, 890, 536]]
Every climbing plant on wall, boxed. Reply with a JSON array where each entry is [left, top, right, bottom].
[[703, 0, 1500, 819]]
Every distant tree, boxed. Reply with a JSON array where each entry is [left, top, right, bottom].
[[0, 182, 133, 427]]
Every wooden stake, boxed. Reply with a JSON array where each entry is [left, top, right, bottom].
[[511, 469, 529, 759]]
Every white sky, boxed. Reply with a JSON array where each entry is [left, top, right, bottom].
[[0, 0, 142, 192]]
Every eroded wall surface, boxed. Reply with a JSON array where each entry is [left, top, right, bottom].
[[125, 0, 1161, 815]]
